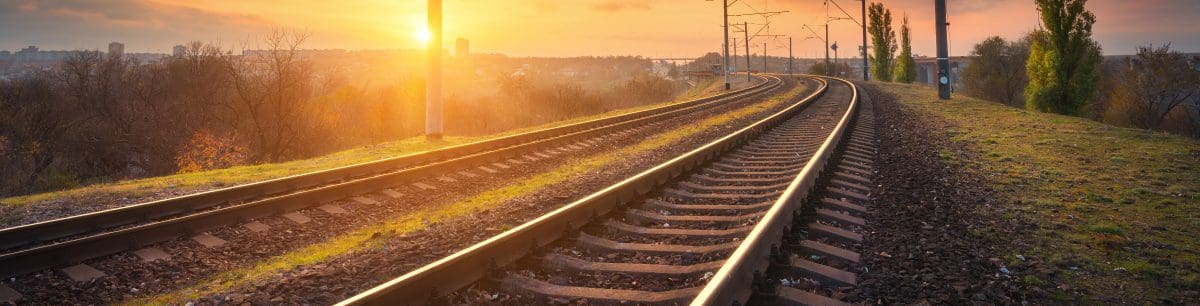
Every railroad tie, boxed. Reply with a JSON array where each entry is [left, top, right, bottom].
[[192, 233, 228, 248], [132, 247, 171, 262], [0, 284, 21, 303]]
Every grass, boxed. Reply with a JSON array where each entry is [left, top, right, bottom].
[[873, 82, 1200, 302], [125, 80, 810, 305], [1, 77, 734, 209]]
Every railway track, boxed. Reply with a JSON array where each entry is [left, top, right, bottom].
[[0, 76, 781, 282], [754, 82, 877, 305], [337, 76, 872, 305]]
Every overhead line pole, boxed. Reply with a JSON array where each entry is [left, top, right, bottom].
[[788, 36, 793, 76], [763, 42, 767, 74], [935, 0, 951, 99], [723, 0, 732, 90], [743, 21, 750, 82], [861, 0, 868, 80], [425, 0, 443, 140]]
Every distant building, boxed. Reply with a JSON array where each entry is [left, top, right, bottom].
[[173, 45, 187, 57], [108, 42, 124, 57], [914, 56, 970, 90], [456, 38, 469, 57]]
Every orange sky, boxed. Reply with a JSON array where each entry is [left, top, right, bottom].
[[1, 0, 1197, 57]]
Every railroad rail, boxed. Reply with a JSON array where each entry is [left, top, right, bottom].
[[750, 82, 877, 305], [0, 76, 781, 279], [337, 75, 869, 305]]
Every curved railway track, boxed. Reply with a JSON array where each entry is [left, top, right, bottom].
[[337, 76, 875, 305], [0, 76, 782, 281]]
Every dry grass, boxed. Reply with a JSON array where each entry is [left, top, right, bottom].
[[124, 80, 807, 305], [876, 82, 1200, 303], [1, 77, 733, 209]]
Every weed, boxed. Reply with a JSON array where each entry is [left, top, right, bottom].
[[1087, 223, 1124, 235], [1024, 275, 1047, 286]]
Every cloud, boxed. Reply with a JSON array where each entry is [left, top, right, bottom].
[[0, 0, 274, 51]]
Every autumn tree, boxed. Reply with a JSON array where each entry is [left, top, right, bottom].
[[962, 36, 1032, 106], [1025, 0, 1103, 115], [867, 2, 896, 82], [1105, 44, 1200, 130], [893, 14, 917, 83]]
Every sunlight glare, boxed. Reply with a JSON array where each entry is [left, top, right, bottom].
[[415, 29, 431, 44]]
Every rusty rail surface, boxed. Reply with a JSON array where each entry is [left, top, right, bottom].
[[337, 76, 854, 306], [0, 76, 779, 279]]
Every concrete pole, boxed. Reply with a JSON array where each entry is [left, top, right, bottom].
[[861, 0, 869, 80], [723, 0, 731, 90], [935, 0, 950, 99], [732, 37, 738, 75], [425, 0, 443, 139], [744, 22, 750, 82]]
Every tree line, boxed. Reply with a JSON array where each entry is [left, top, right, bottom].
[[0, 30, 683, 197], [865, 0, 1199, 138]]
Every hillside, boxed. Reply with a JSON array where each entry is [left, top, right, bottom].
[[869, 82, 1199, 303]]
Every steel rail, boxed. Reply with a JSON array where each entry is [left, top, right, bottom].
[[0, 76, 783, 279], [336, 75, 832, 306], [691, 76, 859, 305], [0, 76, 771, 252]]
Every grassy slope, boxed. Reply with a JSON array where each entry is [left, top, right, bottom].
[[876, 82, 1200, 302], [127, 80, 809, 305], [1, 77, 728, 208]]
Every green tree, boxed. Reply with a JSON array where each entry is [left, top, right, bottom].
[[867, 2, 896, 82], [893, 14, 917, 83], [962, 35, 1031, 106], [1025, 0, 1103, 115]]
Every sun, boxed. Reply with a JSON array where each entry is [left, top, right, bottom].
[[414, 29, 432, 44]]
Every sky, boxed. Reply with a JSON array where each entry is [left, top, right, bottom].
[[1, 0, 1197, 58]]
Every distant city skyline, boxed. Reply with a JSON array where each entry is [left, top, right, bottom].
[[1, 0, 1198, 57]]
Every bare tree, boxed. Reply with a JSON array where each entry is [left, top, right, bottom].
[[1106, 44, 1200, 130], [224, 29, 319, 162]]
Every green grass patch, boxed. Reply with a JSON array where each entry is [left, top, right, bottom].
[[125, 81, 811, 305], [1086, 223, 1124, 235], [871, 82, 1200, 302]]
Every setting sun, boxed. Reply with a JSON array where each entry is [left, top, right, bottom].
[[414, 29, 431, 44]]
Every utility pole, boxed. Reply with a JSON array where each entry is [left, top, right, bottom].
[[732, 37, 738, 75], [861, 0, 869, 80], [824, 25, 830, 76], [723, 0, 731, 90], [762, 42, 767, 74], [788, 36, 793, 76], [425, 0, 443, 140], [743, 21, 750, 82], [935, 0, 950, 99]]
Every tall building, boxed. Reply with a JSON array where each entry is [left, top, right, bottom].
[[173, 45, 187, 57], [456, 38, 469, 57], [108, 42, 125, 57]]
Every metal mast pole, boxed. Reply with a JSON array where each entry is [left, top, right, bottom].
[[788, 36, 794, 76], [935, 0, 950, 99], [744, 21, 750, 82], [824, 25, 830, 76], [861, 0, 869, 80], [425, 0, 443, 139], [723, 0, 731, 90], [762, 42, 767, 74]]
